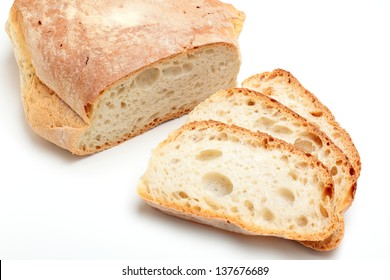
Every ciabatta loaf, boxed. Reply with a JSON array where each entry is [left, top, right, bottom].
[[6, 0, 244, 155], [188, 88, 356, 214], [137, 121, 337, 242], [242, 69, 361, 178]]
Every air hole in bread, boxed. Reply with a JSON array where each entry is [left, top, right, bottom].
[[193, 205, 202, 212], [310, 111, 324, 117], [217, 110, 227, 116], [135, 68, 160, 88], [294, 139, 316, 153], [272, 125, 293, 135], [330, 166, 338, 176], [202, 172, 233, 196], [295, 162, 308, 169], [187, 54, 196, 60], [163, 66, 183, 77], [247, 99, 255, 106], [196, 149, 222, 161], [319, 204, 329, 218], [178, 191, 189, 199], [280, 155, 289, 162], [262, 208, 275, 222], [332, 132, 341, 139], [277, 188, 295, 203], [117, 87, 125, 95], [148, 113, 160, 122], [204, 197, 220, 211], [322, 186, 333, 200], [183, 63, 194, 72], [297, 215, 308, 227], [120, 102, 127, 109], [255, 117, 276, 128], [245, 200, 254, 214], [297, 132, 323, 148], [206, 49, 215, 54], [288, 171, 298, 181]]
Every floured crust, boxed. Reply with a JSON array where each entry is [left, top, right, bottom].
[[242, 69, 361, 178], [138, 120, 338, 242], [10, 0, 245, 121]]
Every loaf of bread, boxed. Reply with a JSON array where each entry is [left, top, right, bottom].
[[6, 0, 244, 155], [187, 88, 354, 250], [242, 69, 361, 179], [137, 121, 337, 242]]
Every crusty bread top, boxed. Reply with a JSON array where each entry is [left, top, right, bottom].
[[9, 0, 245, 121]]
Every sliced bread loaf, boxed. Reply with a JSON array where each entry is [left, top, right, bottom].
[[242, 69, 361, 178], [7, 0, 244, 155], [187, 88, 356, 214], [137, 121, 337, 242]]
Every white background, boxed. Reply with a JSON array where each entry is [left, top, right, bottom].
[[0, 0, 389, 260]]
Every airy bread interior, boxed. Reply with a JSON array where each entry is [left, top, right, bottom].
[[78, 45, 240, 153], [138, 121, 337, 241]]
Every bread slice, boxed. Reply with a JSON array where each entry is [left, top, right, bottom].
[[6, 0, 244, 155], [187, 88, 356, 214], [242, 69, 361, 178], [137, 121, 337, 242]]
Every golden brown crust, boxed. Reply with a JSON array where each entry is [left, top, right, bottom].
[[243, 69, 361, 179], [11, 0, 245, 121], [138, 120, 338, 242]]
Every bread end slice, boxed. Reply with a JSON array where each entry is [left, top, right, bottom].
[[242, 69, 361, 179], [138, 121, 337, 242]]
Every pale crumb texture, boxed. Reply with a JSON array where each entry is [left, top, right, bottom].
[[138, 121, 337, 242], [78, 46, 239, 153], [242, 69, 361, 178], [188, 88, 356, 214]]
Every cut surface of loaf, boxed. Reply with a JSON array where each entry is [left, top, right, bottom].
[[7, 0, 244, 155], [242, 69, 361, 178], [188, 88, 356, 214], [138, 121, 337, 241]]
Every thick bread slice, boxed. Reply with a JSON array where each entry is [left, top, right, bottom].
[[242, 69, 361, 178], [6, 0, 244, 155], [187, 88, 356, 214], [137, 121, 337, 242], [187, 88, 351, 251]]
